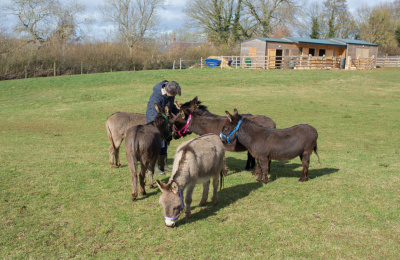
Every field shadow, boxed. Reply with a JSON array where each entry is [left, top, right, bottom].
[[175, 181, 263, 227], [226, 157, 338, 182]]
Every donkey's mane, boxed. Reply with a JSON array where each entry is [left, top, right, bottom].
[[149, 112, 166, 126], [193, 105, 220, 118], [180, 99, 203, 108]]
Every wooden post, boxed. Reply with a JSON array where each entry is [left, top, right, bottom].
[[180, 58, 182, 70], [220, 56, 223, 69], [53, 62, 56, 77], [81, 62, 83, 75], [173, 60, 175, 70], [25, 65, 27, 79], [201, 57, 203, 69]]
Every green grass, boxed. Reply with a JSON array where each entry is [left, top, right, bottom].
[[1, 67, 399, 259]]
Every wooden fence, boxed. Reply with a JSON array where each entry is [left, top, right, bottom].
[[210, 56, 376, 70], [376, 56, 400, 67]]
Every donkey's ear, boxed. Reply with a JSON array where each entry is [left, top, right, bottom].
[[175, 101, 181, 109], [226, 111, 233, 122], [233, 108, 238, 115], [154, 103, 161, 113], [180, 110, 186, 119], [164, 104, 170, 116], [156, 180, 167, 192], [170, 181, 179, 195]]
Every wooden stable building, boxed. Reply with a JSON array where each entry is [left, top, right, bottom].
[[240, 37, 379, 70]]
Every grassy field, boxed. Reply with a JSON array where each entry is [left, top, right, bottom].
[[1, 67, 399, 259]]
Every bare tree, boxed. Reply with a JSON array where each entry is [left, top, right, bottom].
[[101, 0, 165, 54], [323, 0, 356, 39], [52, 0, 89, 41], [4, 0, 88, 43], [183, 0, 245, 45], [242, 0, 302, 38]]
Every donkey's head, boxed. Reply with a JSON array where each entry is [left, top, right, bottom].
[[154, 103, 174, 142], [220, 108, 243, 144], [156, 180, 184, 227], [171, 96, 200, 140]]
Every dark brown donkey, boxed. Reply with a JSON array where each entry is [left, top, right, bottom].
[[220, 109, 320, 184], [125, 103, 173, 201], [106, 100, 193, 168], [171, 97, 276, 172]]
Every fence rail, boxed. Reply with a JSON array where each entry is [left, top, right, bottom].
[[201, 56, 376, 70], [376, 56, 400, 67]]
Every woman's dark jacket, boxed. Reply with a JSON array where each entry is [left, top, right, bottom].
[[146, 80, 179, 123]]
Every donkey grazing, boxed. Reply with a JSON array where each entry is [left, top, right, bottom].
[[172, 97, 276, 172], [220, 109, 319, 184], [125, 103, 173, 202], [106, 112, 146, 168], [156, 134, 228, 227]]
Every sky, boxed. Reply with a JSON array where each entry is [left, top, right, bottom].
[[1, 0, 396, 39]]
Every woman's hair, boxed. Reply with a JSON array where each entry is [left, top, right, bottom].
[[165, 81, 181, 96]]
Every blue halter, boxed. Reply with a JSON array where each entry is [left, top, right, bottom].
[[220, 120, 242, 144]]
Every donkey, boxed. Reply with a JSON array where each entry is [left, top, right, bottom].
[[171, 97, 276, 172], [220, 109, 320, 184], [125, 103, 174, 202], [106, 100, 193, 168], [156, 134, 228, 227], [106, 112, 146, 168]]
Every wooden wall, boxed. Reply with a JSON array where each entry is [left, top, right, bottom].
[[240, 39, 267, 57], [347, 44, 378, 58]]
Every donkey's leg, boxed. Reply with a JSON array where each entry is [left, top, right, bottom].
[[244, 152, 251, 171], [148, 161, 156, 189], [109, 145, 116, 167], [299, 153, 310, 182], [185, 185, 195, 219], [256, 159, 263, 182], [211, 175, 219, 205], [199, 180, 210, 206], [112, 138, 123, 168], [139, 164, 148, 196], [250, 155, 256, 169], [127, 156, 138, 201]]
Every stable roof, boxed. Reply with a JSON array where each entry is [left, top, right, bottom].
[[329, 38, 379, 46], [243, 36, 378, 47]]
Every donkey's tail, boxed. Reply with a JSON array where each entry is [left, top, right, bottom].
[[314, 142, 321, 164], [106, 121, 117, 151], [219, 155, 228, 190]]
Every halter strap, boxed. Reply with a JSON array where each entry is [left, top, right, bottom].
[[177, 114, 192, 137], [164, 187, 184, 221], [220, 120, 242, 144], [161, 114, 172, 140]]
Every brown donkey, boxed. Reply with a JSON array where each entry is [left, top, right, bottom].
[[106, 112, 146, 168], [220, 109, 320, 184], [106, 100, 193, 168], [125, 103, 173, 201], [171, 97, 276, 172]]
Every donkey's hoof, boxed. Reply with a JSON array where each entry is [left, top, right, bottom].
[[132, 196, 137, 202], [140, 191, 147, 196], [199, 200, 207, 206]]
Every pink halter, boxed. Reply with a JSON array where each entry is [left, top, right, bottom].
[[177, 114, 192, 137]]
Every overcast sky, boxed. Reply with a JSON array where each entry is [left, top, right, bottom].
[[1, 0, 396, 39]]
